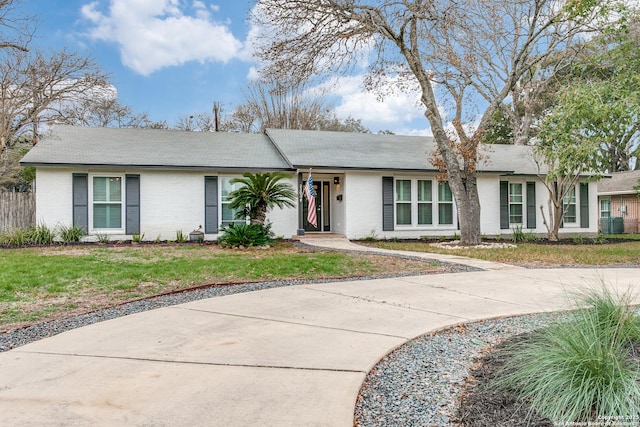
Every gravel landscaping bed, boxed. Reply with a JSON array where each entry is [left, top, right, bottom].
[[354, 311, 568, 427]]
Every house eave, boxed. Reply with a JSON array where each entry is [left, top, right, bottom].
[[598, 190, 640, 197], [20, 162, 295, 172]]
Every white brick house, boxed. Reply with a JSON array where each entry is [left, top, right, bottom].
[[21, 126, 599, 241]]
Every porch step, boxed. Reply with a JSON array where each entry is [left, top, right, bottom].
[[291, 233, 346, 241]]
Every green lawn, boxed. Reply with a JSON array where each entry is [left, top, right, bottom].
[[369, 237, 640, 266], [0, 242, 439, 330]]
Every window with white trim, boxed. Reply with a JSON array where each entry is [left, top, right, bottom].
[[394, 178, 453, 227], [92, 176, 122, 229], [438, 181, 453, 225], [509, 183, 523, 225], [563, 186, 577, 224], [395, 179, 412, 225], [221, 177, 245, 226], [417, 179, 433, 225]]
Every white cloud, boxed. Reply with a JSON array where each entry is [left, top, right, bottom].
[[80, 0, 243, 76], [317, 74, 427, 133]]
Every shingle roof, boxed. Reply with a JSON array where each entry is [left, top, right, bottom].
[[597, 170, 640, 195], [22, 125, 545, 175], [266, 128, 543, 174], [265, 128, 439, 171], [20, 126, 291, 170]]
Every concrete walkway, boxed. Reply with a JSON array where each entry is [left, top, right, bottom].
[[1, 240, 639, 426], [297, 236, 523, 270]]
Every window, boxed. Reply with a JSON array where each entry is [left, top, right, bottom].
[[395, 179, 412, 225], [392, 178, 454, 227], [563, 186, 577, 224], [600, 199, 611, 218], [438, 181, 453, 225], [417, 180, 433, 225], [92, 176, 122, 229], [221, 177, 245, 226], [509, 183, 523, 224]]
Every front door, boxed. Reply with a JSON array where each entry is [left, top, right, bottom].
[[303, 181, 331, 232]]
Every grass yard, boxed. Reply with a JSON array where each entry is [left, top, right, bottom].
[[0, 242, 441, 331], [369, 238, 640, 266]]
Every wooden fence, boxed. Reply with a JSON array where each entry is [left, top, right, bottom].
[[0, 192, 35, 232]]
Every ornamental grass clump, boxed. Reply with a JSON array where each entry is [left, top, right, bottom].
[[494, 286, 640, 423]]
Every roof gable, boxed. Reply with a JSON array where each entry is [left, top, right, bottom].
[[21, 126, 291, 171]]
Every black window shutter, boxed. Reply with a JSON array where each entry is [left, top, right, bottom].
[[72, 173, 88, 232], [204, 176, 218, 233], [580, 182, 589, 228], [125, 175, 140, 235], [382, 177, 394, 231], [499, 181, 509, 229], [526, 181, 536, 229]]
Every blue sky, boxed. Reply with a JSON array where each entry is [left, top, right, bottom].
[[18, 0, 429, 134]]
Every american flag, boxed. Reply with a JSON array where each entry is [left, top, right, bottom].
[[304, 171, 317, 228]]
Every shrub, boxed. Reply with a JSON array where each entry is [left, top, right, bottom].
[[218, 222, 273, 248], [25, 223, 56, 245], [362, 229, 379, 242], [59, 224, 86, 244], [512, 225, 525, 243], [572, 235, 586, 245], [3, 228, 28, 247], [95, 232, 111, 243], [175, 230, 188, 243], [494, 287, 640, 423], [132, 232, 145, 243]]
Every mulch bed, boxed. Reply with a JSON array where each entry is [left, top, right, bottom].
[[453, 334, 554, 427]]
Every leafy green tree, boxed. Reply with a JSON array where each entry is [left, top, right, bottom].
[[534, 94, 605, 241], [228, 172, 296, 225]]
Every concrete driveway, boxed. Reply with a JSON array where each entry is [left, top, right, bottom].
[[2, 264, 640, 426]]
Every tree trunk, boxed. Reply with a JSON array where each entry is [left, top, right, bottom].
[[450, 174, 482, 245], [253, 204, 267, 225]]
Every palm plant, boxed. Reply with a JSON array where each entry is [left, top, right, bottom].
[[228, 172, 296, 224]]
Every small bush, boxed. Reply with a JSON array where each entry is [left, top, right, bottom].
[[132, 232, 145, 243], [572, 235, 586, 245], [4, 228, 28, 247], [59, 224, 86, 244], [95, 232, 111, 243], [494, 286, 640, 423], [25, 224, 56, 245], [512, 225, 525, 243], [175, 230, 188, 243], [593, 234, 608, 245], [218, 222, 273, 248], [362, 229, 379, 242]]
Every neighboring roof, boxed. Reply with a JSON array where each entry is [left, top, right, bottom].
[[20, 126, 291, 171], [266, 128, 542, 174], [597, 170, 640, 195], [22, 125, 543, 175]]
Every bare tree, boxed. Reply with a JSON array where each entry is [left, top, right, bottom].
[[0, 48, 111, 154], [253, 0, 620, 244], [52, 97, 155, 129], [0, 0, 31, 52], [174, 112, 219, 132], [225, 80, 370, 133], [227, 80, 333, 132]]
